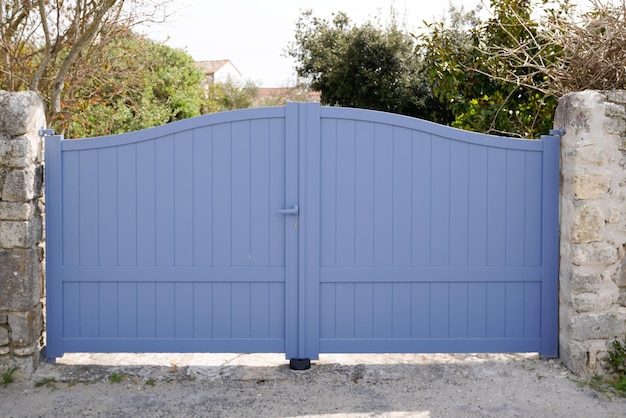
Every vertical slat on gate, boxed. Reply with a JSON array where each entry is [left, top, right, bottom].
[[320, 118, 336, 268], [450, 142, 469, 266], [430, 138, 450, 266], [79, 150, 99, 266], [213, 283, 231, 338], [137, 283, 156, 338], [193, 126, 213, 266], [373, 124, 393, 266], [174, 131, 194, 267], [506, 151, 526, 265], [269, 118, 286, 267], [45, 135, 63, 358], [354, 122, 375, 267], [63, 283, 79, 338], [80, 283, 98, 337], [336, 120, 356, 267], [411, 283, 430, 338], [525, 282, 541, 337], [355, 283, 374, 338], [193, 283, 212, 338], [431, 283, 449, 338], [232, 283, 251, 338], [99, 283, 117, 338], [156, 282, 175, 337], [232, 121, 251, 267], [506, 282, 524, 338], [118, 282, 137, 337], [251, 283, 269, 338], [373, 283, 392, 338], [392, 127, 412, 267], [449, 283, 468, 338], [540, 135, 560, 357], [468, 145, 488, 266], [118, 144, 137, 266], [98, 148, 117, 266], [251, 119, 271, 267], [524, 153, 542, 266], [175, 283, 194, 338], [336, 284, 354, 337], [487, 148, 507, 266], [269, 282, 285, 339], [62, 151, 80, 266], [392, 283, 411, 338], [467, 282, 487, 337], [213, 124, 232, 267], [155, 136, 175, 266], [412, 132, 431, 266], [486, 283, 506, 337], [137, 141, 156, 266]]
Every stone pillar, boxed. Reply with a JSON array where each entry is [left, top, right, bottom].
[[555, 91, 626, 375], [0, 91, 46, 378]]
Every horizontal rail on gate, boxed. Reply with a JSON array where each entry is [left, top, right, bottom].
[[319, 266, 543, 283], [60, 266, 286, 282], [318, 338, 542, 353], [62, 338, 285, 353]]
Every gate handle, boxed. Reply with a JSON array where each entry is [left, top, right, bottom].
[[277, 205, 299, 215]]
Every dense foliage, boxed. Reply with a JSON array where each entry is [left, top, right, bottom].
[[202, 80, 259, 114], [64, 29, 203, 138], [420, 0, 559, 137], [289, 0, 626, 138], [287, 10, 451, 123], [0, 0, 175, 133]]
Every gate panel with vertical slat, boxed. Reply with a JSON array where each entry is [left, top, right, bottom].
[[45, 103, 559, 361], [45, 107, 298, 358], [312, 106, 559, 357]]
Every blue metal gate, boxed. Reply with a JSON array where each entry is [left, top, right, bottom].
[[45, 103, 559, 362]]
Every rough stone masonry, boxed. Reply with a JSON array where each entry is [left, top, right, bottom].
[[0, 91, 46, 378], [555, 90, 626, 375]]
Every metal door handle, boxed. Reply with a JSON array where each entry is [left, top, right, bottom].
[[277, 205, 299, 215]]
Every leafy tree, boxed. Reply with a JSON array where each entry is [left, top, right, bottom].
[[202, 80, 259, 114], [0, 0, 172, 131], [287, 10, 451, 123], [64, 28, 203, 138], [420, 0, 559, 138], [253, 83, 321, 107]]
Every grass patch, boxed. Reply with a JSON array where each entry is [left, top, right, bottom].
[[1, 366, 18, 388], [109, 372, 126, 384], [581, 337, 626, 397], [35, 377, 58, 391]]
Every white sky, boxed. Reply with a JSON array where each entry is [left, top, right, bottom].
[[143, 0, 484, 87]]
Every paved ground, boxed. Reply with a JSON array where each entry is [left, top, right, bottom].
[[3, 353, 626, 417]]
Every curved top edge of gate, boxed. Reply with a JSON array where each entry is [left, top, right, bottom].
[[320, 106, 544, 151], [59, 102, 546, 152], [61, 106, 287, 150]]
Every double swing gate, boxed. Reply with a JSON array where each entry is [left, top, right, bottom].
[[45, 103, 560, 365]]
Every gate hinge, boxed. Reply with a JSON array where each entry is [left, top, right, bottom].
[[39, 128, 55, 137], [549, 127, 565, 136]]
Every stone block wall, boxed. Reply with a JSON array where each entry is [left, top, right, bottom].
[[555, 90, 626, 375], [0, 91, 46, 378]]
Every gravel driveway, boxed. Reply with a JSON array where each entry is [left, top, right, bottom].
[[3, 353, 626, 417]]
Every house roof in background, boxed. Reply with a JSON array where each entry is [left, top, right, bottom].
[[195, 60, 242, 76]]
